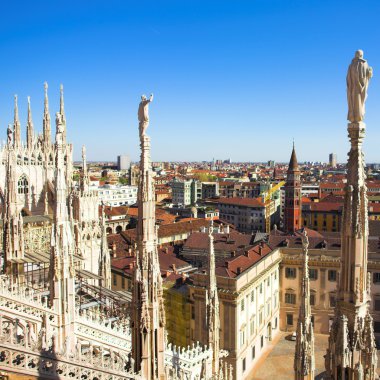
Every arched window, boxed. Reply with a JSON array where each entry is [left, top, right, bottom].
[[18, 175, 29, 194]]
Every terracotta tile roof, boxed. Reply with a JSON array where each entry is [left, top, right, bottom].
[[218, 197, 264, 207], [110, 240, 190, 277], [121, 219, 211, 243], [215, 242, 274, 278], [183, 230, 253, 252], [305, 202, 343, 212]]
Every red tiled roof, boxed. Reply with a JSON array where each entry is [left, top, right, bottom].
[[218, 197, 264, 207], [215, 242, 274, 278]]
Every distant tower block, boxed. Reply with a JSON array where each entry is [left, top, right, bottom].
[[284, 143, 302, 233], [329, 153, 337, 168]]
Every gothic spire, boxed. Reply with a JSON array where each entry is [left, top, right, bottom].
[[80, 145, 89, 192], [99, 203, 111, 289], [48, 111, 75, 350], [60, 84, 67, 142], [2, 146, 24, 275], [43, 82, 51, 147], [325, 50, 377, 380], [26, 96, 34, 150], [294, 231, 315, 380], [13, 95, 21, 147], [206, 220, 220, 376], [132, 94, 166, 379]]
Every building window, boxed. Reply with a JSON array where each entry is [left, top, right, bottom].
[[286, 313, 293, 326], [240, 329, 245, 347], [242, 358, 246, 373], [374, 322, 380, 333], [328, 270, 337, 282], [373, 272, 380, 284], [329, 294, 336, 307], [310, 293, 316, 306], [260, 335, 264, 348], [311, 315, 315, 326], [285, 267, 296, 279], [191, 306, 195, 320], [250, 317, 255, 335], [252, 346, 255, 360], [113, 274, 117, 286], [309, 268, 318, 280], [121, 277, 125, 289], [375, 299, 380, 311], [285, 293, 296, 304], [259, 309, 263, 325], [241, 298, 245, 312], [259, 283, 263, 294], [18, 175, 29, 194], [250, 290, 255, 302]]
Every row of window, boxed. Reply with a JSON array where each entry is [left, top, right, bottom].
[[240, 273, 278, 311], [285, 267, 337, 281], [285, 292, 336, 307], [241, 318, 278, 374], [285, 268, 380, 285]]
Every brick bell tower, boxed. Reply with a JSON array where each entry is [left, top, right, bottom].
[[284, 143, 302, 233]]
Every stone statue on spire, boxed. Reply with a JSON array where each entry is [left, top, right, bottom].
[[347, 50, 373, 123], [7, 124, 13, 145], [138, 93, 153, 140]]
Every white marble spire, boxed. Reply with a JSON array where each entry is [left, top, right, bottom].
[[132, 94, 166, 379], [206, 220, 220, 376], [43, 82, 51, 147], [26, 96, 34, 150], [48, 111, 75, 352], [326, 50, 377, 380], [13, 95, 21, 147], [294, 231, 315, 380], [99, 203, 111, 289]]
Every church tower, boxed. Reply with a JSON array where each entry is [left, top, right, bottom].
[[325, 50, 377, 379], [284, 143, 302, 233], [132, 94, 166, 379], [294, 231, 315, 380], [206, 221, 220, 376]]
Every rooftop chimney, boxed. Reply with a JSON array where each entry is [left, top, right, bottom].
[[237, 267, 242, 275]]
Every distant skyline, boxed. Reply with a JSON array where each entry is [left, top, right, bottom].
[[1, 1, 380, 163]]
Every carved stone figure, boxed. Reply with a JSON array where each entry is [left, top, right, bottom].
[[7, 124, 12, 145], [138, 94, 153, 139], [347, 50, 373, 123]]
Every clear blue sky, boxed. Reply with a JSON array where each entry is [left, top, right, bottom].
[[1, 0, 380, 163]]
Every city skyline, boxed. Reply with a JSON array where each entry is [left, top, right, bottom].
[[1, 1, 380, 162]]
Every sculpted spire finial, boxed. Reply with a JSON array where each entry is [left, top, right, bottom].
[[14, 94, 19, 123], [43, 82, 51, 146], [60, 84, 65, 118], [347, 50, 373, 123], [13, 95, 21, 147], [138, 93, 154, 140], [26, 96, 34, 149]]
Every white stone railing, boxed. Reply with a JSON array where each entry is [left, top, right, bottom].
[[0, 275, 56, 323], [75, 310, 131, 351], [0, 319, 142, 380]]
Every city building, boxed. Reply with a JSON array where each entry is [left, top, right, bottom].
[[97, 183, 138, 206], [190, 239, 281, 380], [329, 153, 337, 168], [117, 154, 131, 170], [170, 178, 201, 206], [218, 197, 266, 232]]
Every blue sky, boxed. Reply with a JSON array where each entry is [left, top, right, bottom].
[[0, 0, 380, 163]]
